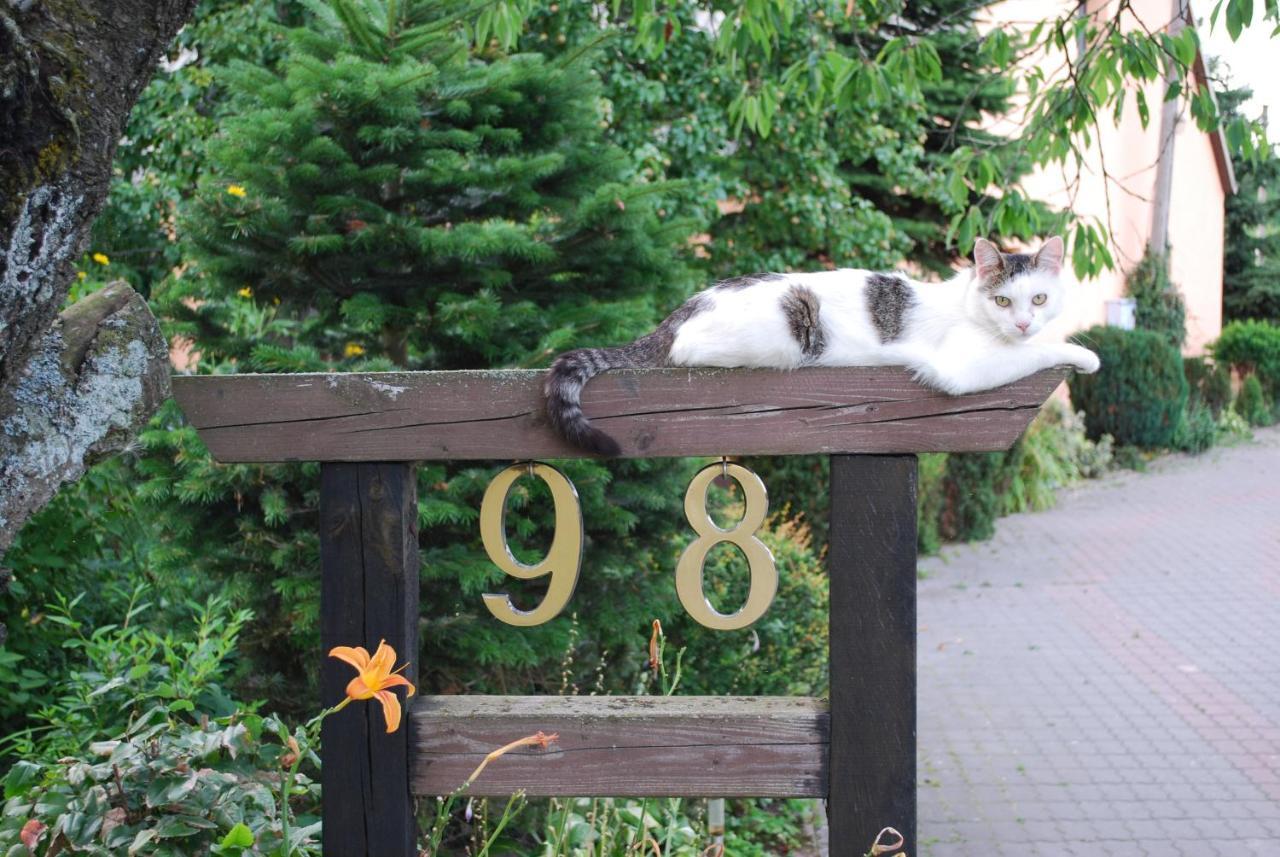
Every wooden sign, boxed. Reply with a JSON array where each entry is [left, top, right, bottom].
[[172, 365, 1070, 855]]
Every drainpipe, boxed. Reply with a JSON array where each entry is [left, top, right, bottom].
[[1150, 0, 1190, 253]]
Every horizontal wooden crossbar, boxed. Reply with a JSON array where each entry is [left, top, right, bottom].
[[171, 366, 1067, 462], [409, 695, 829, 798]]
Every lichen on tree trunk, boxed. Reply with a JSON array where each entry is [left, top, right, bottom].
[[0, 0, 198, 562], [0, 281, 171, 557]]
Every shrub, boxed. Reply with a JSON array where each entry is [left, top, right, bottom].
[[939, 452, 1003, 543], [1213, 319, 1280, 399], [1183, 355, 1234, 417], [1172, 399, 1218, 454], [675, 520, 829, 697], [1069, 325, 1189, 448], [1125, 250, 1186, 348], [1000, 401, 1113, 514], [2, 590, 250, 764], [916, 453, 948, 555], [1217, 406, 1253, 443], [1236, 374, 1273, 426], [0, 710, 318, 856]]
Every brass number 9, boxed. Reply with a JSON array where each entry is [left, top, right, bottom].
[[675, 462, 777, 631], [479, 462, 583, 627]]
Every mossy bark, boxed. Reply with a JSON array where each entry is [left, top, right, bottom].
[[0, 0, 197, 560]]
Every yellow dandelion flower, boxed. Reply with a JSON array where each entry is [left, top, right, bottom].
[[92, 253, 110, 265], [227, 185, 247, 198], [238, 287, 253, 298], [344, 343, 366, 358], [77, 271, 87, 281]]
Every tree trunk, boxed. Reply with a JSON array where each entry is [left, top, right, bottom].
[[0, 0, 198, 561]]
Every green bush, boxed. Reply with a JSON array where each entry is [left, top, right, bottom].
[[2, 589, 250, 765], [939, 452, 1003, 543], [1173, 400, 1218, 455], [1125, 250, 1186, 348], [0, 710, 318, 856], [1213, 320, 1280, 399], [1236, 374, 1273, 426], [916, 453, 948, 555], [999, 402, 1113, 514], [1183, 355, 1234, 416], [0, 593, 317, 857], [674, 520, 829, 698], [1069, 325, 1189, 448]]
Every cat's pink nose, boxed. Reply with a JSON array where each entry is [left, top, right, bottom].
[[1016, 320, 1030, 333]]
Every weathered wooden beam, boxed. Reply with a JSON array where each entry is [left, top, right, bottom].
[[828, 455, 918, 854], [410, 695, 829, 798], [320, 463, 419, 857], [172, 366, 1067, 462]]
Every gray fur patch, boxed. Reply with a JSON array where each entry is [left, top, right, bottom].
[[631, 291, 710, 366], [780, 284, 825, 358], [980, 252, 1035, 292], [865, 273, 916, 343], [714, 272, 785, 291]]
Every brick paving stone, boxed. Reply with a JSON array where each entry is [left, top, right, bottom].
[[916, 427, 1280, 857]]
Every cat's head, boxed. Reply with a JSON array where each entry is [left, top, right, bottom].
[[968, 236, 1066, 341]]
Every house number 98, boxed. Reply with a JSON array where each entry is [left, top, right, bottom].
[[478, 460, 777, 630]]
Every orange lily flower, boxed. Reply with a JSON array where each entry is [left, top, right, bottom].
[[329, 640, 416, 733]]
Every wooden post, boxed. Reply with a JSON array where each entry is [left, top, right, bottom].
[[320, 463, 419, 856], [827, 455, 917, 854]]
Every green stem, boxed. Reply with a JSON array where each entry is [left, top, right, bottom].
[[280, 703, 346, 855]]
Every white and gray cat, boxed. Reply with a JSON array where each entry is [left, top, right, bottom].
[[545, 237, 1100, 455]]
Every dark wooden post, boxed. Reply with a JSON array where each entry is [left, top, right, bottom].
[[827, 454, 917, 854], [320, 463, 419, 856]]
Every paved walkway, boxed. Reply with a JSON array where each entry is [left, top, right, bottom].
[[916, 427, 1280, 857]]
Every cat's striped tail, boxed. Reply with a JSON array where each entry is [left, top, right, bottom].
[[544, 346, 642, 457]]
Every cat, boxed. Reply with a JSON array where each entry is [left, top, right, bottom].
[[545, 236, 1100, 456]]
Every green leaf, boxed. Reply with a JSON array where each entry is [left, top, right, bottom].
[[3, 760, 42, 799], [220, 824, 255, 848], [1227, 0, 1246, 39], [167, 698, 195, 713]]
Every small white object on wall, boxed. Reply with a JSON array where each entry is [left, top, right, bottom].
[[1106, 298, 1137, 330]]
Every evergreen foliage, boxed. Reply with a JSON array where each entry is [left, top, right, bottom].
[[1220, 86, 1280, 323], [1124, 250, 1186, 349], [142, 0, 708, 703], [1069, 326, 1189, 448]]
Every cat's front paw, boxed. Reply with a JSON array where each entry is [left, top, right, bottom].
[[1066, 345, 1100, 374]]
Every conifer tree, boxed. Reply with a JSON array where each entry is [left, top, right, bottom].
[[142, 0, 701, 701], [1221, 89, 1280, 322]]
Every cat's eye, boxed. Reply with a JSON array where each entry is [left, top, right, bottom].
[[994, 296, 1011, 307], [1032, 293, 1048, 306]]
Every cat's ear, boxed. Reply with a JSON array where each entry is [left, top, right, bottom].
[[973, 238, 1003, 282], [1034, 236, 1065, 275]]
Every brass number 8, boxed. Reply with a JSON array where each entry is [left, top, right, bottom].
[[479, 462, 583, 627], [675, 462, 777, 631]]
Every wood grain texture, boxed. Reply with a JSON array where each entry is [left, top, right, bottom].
[[410, 695, 829, 798], [172, 366, 1068, 462], [320, 463, 419, 856], [828, 455, 918, 855]]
